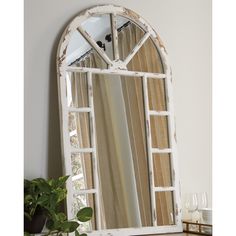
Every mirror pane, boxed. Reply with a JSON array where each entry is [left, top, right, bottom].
[[93, 74, 152, 229], [66, 30, 107, 68], [150, 116, 170, 149], [71, 153, 94, 190], [127, 36, 164, 73], [66, 72, 89, 108], [66, 72, 174, 230], [81, 14, 114, 60], [116, 16, 163, 73], [155, 191, 175, 225], [68, 112, 91, 149], [148, 78, 167, 111], [153, 154, 172, 187], [117, 15, 144, 60], [72, 194, 96, 231]]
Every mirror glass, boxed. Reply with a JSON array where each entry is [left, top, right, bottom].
[[65, 71, 174, 230], [92, 74, 150, 229], [153, 153, 172, 187]]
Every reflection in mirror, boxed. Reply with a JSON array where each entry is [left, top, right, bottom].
[[66, 71, 175, 229], [155, 191, 175, 225], [66, 14, 128, 66], [73, 193, 96, 231], [93, 74, 151, 229], [71, 153, 94, 191], [66, 29, 107, 68], [150, 115, 170, 149], [80, 14, 113, 60], [117, 16, 163, 73], [148, 78, 167, 111], [66, 15, 163, 73], [68, 112, 91, 149], [66, 28, 106, 68], [66, 72, 89, 108], [153, 153, 172, 187]]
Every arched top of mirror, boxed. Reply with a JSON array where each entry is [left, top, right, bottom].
[[57, 4, 170, 74]]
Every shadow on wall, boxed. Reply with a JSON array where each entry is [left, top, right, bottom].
[[47, 30, 64, 179]]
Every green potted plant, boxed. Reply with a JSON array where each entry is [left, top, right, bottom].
[[24, 176, 92, 236]]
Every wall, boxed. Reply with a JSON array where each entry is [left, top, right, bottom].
[[24, 0, 212, 206]]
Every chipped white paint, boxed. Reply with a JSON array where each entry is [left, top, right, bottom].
[[87, 71, 102, 230], [149, 110, 170, 116], [151, 148, 172, 154], [110, 13, 119, 61], [71, 148, 95, 154], [161, 50, 182, 227], [56, 4, 182, 236], [74, 189, 97, 195], [68, 107, 92, 112], [77, 26, 113, 67], [154, 187, 175, 192], [142, 74, 157, 226], [66, 66, 166, 79]]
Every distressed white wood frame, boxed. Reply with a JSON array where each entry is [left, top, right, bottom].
[[57, 4, 182, 236]]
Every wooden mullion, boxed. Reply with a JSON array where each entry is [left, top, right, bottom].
[[87, 71, 101, 230], [66, 66, 166, 79], [151, 148, 172, 154], [110, 13, 119, 61], [74, 189, 97, 195], [68, 107, 92, 112], [153, 187, 175, 192], [77, 26, 113, 67], [123, 32, 150, 65], [71, 147, 95, 153], [142, 75, 157, 226], [149, 111, 170, 116]]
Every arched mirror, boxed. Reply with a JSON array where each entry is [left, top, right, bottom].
[[57, 5, 182, 235]]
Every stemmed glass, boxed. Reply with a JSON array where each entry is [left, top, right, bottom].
[[198, 192, 208, 209], [184, 193, 198, 222], [198, 192, 208, 222]]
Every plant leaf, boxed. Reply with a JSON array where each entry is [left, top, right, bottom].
[[57, 212, 67, 222], [61, 221, 79, 233], [59, 175, 69, 184], [24, 194, 34, 207], [77, 207, 93, 222], [24, 232, 30, 236], [75, 230, 80, 236]]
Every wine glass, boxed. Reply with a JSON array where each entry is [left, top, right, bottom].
[[184, 194, 191, 220], [198, 192, 208, 223], [184, 193, 198, 222], [189, 193, 199, 222], [198, 192, 208, 209]]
